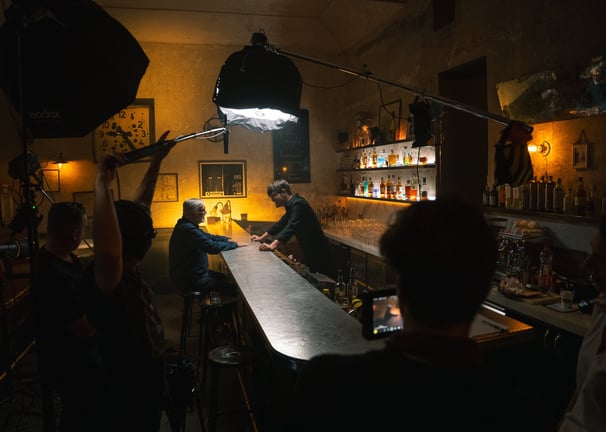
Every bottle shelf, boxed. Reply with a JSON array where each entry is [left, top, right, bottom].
[[484, 206, 600, 226], [337, 163, 436, 173], [335, 139, 413, 153], [337, 193, 433, 203]]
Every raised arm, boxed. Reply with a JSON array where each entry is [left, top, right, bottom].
[[94, 155, 124, 295], [133, 130, 175, 207]]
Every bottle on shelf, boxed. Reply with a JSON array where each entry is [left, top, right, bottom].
[[553, 177, 564, 214], [388, 148, 397, 167], [363, 177, 369, 197], [563, 187, 573, 215], [587, 184, 596, 215], [371, 147, 378, 168], [545, 175, 555, 212], [489, 184, 498, 207], [405, 179, 412, 201], [409, 176, 418, 201], [360, 149, 368, 169], [396, 176, 403, 200], [378, 148, 387, 168], [574, 176, 587, 216], [358, 177, 365, 197], [420, 177, 428, 200], [528, 176, 538, 211], [386, 175, 394, 199], [379, 177, 386, 199], [368, 177, 375, 198], [483, 184, 490, 206], [521, 182, 530, 210], [537, 244, 554, 294], [536, 175, 546, 212]]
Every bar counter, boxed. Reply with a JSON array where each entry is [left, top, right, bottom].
[[208, 221, 535, 370]]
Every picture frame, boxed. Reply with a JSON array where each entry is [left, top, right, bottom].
[[199, 160, 247, 198], [573, 143, 589, 169], [379, 100, 401, 142], [42, 169, 60, 192], [73, 191, 95, 218], [152, 173, 179, 202]]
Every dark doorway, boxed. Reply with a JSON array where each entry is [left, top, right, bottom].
[[438, 58, 488, 207]]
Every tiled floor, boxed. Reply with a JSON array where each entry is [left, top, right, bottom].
[[0, 289, 257, 432]]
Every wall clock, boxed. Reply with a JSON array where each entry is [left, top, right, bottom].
[[93, 98, 155, 162]]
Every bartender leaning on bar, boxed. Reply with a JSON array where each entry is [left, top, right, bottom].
[[251, 179, 334, 276], [288, 194, 526, 431]]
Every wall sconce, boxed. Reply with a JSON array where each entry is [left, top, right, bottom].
[[527, 140, 551, 156], [52, 153, 69, 169]]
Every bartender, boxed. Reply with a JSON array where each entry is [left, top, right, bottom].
[[251, 179, 334, 277]]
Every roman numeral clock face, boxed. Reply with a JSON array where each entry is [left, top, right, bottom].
[[93, 99, 155, 162]]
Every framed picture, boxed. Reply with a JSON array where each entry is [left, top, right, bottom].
[[73, 191, 95, 218], [152, 173, 179, 202], [199, 161, 246, 198], [92, 98, 155, 163], [42, 169, 60, 192], [379, 100, 401, 142], [573, 143, 588, 169]]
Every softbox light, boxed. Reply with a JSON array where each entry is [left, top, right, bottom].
[[0, 0, 149, 138], [213, 32, 302, 132]]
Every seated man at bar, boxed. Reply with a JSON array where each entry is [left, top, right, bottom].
[[169, 197, 248, 296], [289, 195, 521, 431], [251, 179, 334, 277]]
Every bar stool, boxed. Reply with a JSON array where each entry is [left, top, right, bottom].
[[207, 344, 258, 432], [179, 290, 203, 352], [197, 295, 241, 386]]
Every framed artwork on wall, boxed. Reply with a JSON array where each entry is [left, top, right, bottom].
[[152, 173, 179, 202], [573, 143, 589, 169], [42, 169, 60, 192], [199, 161, 246, 198], [92, 98, 155, 163]]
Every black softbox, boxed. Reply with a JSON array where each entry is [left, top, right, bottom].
[[0, 0, 149, 138]]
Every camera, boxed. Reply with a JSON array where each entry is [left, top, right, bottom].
[[361, 286, 403, 340]]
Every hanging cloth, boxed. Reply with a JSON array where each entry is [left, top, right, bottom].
[[494, 121, 534, 187]]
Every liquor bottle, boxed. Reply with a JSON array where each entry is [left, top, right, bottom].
[[386, 175, 394, 199], [368, 178, 375, 198], [489, 185, 498, 207], [420, 177, 428, 200], [363, 177, 369, 197], [352, 152, 360, 170], [371, 147, 378, 168], [360, 150, 368, 169], [378, 148, 387, 168], [405, 180, 412, 201], [587, 185, 596, 215], [388, 148, 397, 166], [358, 177, 365, 197], [349, 175, 356, 196], [409, 176, 418, 201], [403, 147, 410, 166], [521, 182, 530, 210], [482, 184, 490, 206], [528, 176, 538, 211], [334, 269, 348, 307], [563, 188, 573, 215], [574, 176, 586, 216], [396, 176, 403, 200], [346, 267, 357, 300], [379, 177, 385, 198], [537, 175, 545, 212], [538, 244, 554, 294], [545, 175, 555, 212], [553, 177, 564, 214]]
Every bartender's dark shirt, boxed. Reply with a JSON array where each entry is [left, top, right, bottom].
[[267, 193, 333, 275]]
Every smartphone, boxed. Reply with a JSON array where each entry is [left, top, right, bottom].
[[361, 287, 403, 340]]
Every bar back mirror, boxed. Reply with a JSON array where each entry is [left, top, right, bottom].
[[199, 160, 247, 198]]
